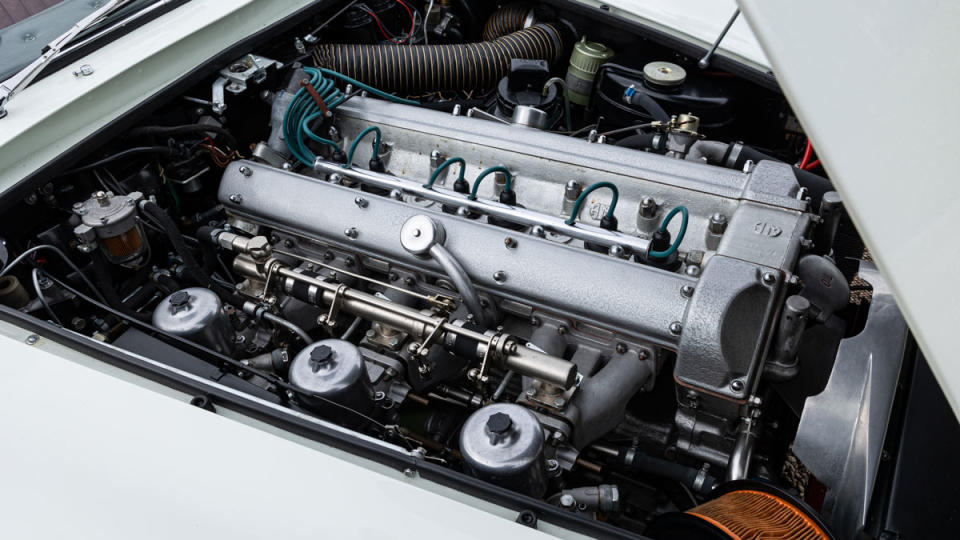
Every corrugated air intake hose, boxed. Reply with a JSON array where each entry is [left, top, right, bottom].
[[482, 3, 535, 41], [312, 23, 564, 94]]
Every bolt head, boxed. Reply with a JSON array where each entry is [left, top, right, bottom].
[[530, 225, 546, 238], [762, 272, 777, 285], [493, 271, 507, 283], [238, 166, 252, 177], [553, 397, 566, 407], [504, 237, 517, 248], [669, 322, 683, 335], [354, 196, 368, 208], [685, 265, 701, 277], [608, 244, 625, 257], [681, 285, 695, 297], [730, 379, 745, 392], [344, 227, 358, 239], [615, 342, 628, 354]]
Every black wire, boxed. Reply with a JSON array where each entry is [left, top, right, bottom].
[[44, 272, 415, 448], [65, 146, 176, 175], [127, 124, 239, 151]]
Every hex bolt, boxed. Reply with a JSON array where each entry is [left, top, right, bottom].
[[229, 194, 243, 204], [669, 322, 683, 335], [639, 197, 658, 218], [554, 397, 566, 407], [238, 165, 252, 177], [685, 265, 702, 277], [730, 379, 745, 392], [638, 349, 650, 360], [344, 227, 358, 239], [681, 285, 695, 297], [708, 213, 728, 234], [615, 342, 628, 354], [526, 388, 536, 397], [354, 197, 369, 208], [72, 64, 94, 77]]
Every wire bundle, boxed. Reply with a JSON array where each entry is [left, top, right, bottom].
[[282, 67, 419, 167]]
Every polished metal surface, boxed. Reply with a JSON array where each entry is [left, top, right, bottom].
[[792, 263, 908, 540], [460, 403, 547, 497], [152, 288, 233, 354], [290, 339, 374, 418]]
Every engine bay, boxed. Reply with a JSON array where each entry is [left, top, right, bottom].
[[0, 2, 896, 537]]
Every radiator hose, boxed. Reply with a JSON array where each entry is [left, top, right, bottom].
[[312, 23, 565, 94]]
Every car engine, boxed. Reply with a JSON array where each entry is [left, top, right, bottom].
[[0, 2, 904, 538]]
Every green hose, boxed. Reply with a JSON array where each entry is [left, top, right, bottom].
[[648, 205, 689, 258], [468, 166, 513, 201], [343, 126, 382, 168], [424, 157, 467, 189], [565, 181, 619, 225]]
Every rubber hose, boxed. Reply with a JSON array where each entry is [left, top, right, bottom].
[[482, 3, 533, 41], [725, 143, 834, 212], [128, 124, 238, 151], [91, 252, 152, 322], [313, 23, 564, 94], [620, 447, 717, 494], [615, 132, 665, 152]]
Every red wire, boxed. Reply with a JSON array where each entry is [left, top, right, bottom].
[[364, 1, 415, 45], [799, 139, 813, 169], [802, 159, 821, 171]]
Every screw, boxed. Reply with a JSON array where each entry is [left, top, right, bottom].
[[229, 194, 243, 204], [388, 272, 399, 281], [504, 237, 517, 249], [530, 225, 546, 238], [529, 316, 540, 327], [404, 277, 415, 286], [546, 459, 561, 473], [344, 227, 358, 239], [354, 197, 368, 208], [238, 165, 252, 177], [638, 349, 650, 360], [730, 379, 744, 392], [403, 468, 417, 478], [283, 239, 294, 248], [344, 257, 355, 267], [493, 271, 507, 283], [608, 244, 625, 258], [615, 342, 628, 354], [685, 265, 701, 277], [557, 325, 568, 335], [323, 250, 335, 261], [681, 285, 695, 297], [762, 272, 777, 285], [24, 334, 39, 345], [669, 322, 683, 335]]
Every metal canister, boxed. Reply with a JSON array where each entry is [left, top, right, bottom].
[[565, 37, 614, 106], [459, 403, 547, 497], [152, 288, 233, 353], [289, 339, 375, 425], [73, 190, 148, 266]]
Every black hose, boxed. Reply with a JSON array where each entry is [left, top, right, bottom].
[[482, 3, 532, 41], [313, 23, 565, 93], [90, 252, 152, 322], [617, 447, 717, 495], [128, 124, 238, 151], [615, 132, 665, 152], [724, 143, 834, 211], [66, 146, 176, 174]]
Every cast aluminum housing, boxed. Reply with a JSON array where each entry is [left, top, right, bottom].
[[220, 97, 812, 410]]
